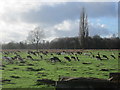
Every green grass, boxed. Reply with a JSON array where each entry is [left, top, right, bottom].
[[1, 49, 119, 88]]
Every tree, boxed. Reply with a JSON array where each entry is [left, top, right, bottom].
[[27, 26, 45, 51], [79, 8, 89, 49], [19, 42, 26, 49]]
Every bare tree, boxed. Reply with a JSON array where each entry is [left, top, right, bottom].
[[27, 26, 45, 51], [79, 8, 89, 49]]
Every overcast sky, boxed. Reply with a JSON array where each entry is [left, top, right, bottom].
[[0, 0, 119, 43]]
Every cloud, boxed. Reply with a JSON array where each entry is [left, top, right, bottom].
[[89, 21, 111, 37], [44, 19, 111, 40], [52, 19, 111, 38], [54, 20, 71, 31], [21, 2, 117, 26], [40, 19, 79, 41], [0, 1, 118, 43], [54, 19, 79, 37], [1, 1, 117, 24], [0, 0, 62, 14], [0, 21, 36, 43]]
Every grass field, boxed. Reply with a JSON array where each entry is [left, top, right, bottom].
[[0, 49, 119, 88]]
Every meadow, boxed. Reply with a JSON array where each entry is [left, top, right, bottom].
[[0, 49, 119, 88]]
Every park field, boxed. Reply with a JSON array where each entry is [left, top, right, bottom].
[[0, 49, 119, 88]]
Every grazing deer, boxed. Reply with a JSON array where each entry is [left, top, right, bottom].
[[96, 55, 102, 60], [96, 52, 102, 60], [76, 57, 80, 61], [110, 53, 116, 59], [77, 51, 82, 55], [50, 57, 61, 62], [18, 57, 24, 62], [27, 55, 34, 60], [95, 52, 102, 60], [40, 55, 43, 59], [57, 52, 61, 55], [102, 55, 109, 60], [2, 56, 13, 64], [71, 56, 76, 61], [64, 56, 71, 62]]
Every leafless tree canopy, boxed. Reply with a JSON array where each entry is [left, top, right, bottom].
[[79, 8, 89, 49], [27, 26, 45, 50]]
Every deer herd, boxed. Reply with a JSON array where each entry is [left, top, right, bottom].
[[1, 50, 119, 64]]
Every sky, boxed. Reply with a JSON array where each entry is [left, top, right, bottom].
[[0, 0, 119, 43]]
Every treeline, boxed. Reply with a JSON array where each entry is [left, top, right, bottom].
[[2, 35, 120, 49], [49, 35, 120, 49]]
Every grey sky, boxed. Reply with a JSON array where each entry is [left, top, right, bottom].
[[0, 1, 118, 43]]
